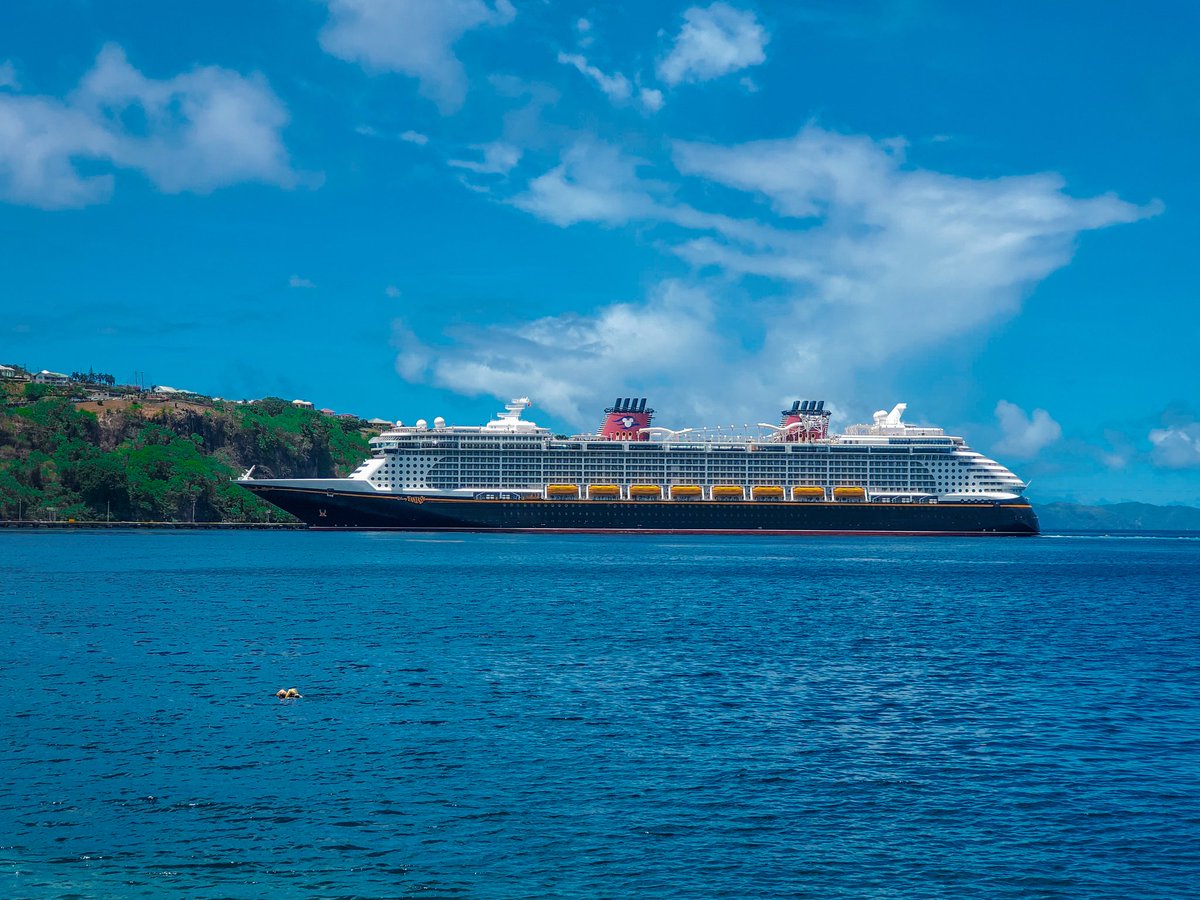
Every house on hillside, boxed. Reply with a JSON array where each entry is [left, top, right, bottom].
[[33, 370, 69, 385], [291, 399, 314, 409], [0, 364, 22, 380]]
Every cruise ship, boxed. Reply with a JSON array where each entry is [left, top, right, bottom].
[[235, 397, 1039, 535]]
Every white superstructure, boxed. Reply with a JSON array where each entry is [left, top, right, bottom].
[[331, 398, 1027, 502]]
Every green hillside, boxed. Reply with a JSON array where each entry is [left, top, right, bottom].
[[0, 384, 374, 523]]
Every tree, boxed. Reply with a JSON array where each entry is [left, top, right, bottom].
[[257, 397, 287, 416]]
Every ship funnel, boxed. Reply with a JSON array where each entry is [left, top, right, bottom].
[[601, 396, 655, 440], [779, 398, 831, 443]]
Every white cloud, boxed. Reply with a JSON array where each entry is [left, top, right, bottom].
[[320, 0, 515, 114], [668, 128, 1153, 359], [575, 18, 595, 48], [395, 281, 724, 423], [400, 127, 1155, 426], [400, 129, 429, 145], [658, 3, 769, 86], [557, 52, 631, 103], [0, 96, 115, 207], [76, 46, 294, 194], [0, 61, 18, 90], [993, 401, 1062, 458], [1149, 422, 1200, 469], [640, 87, 665, 112], [385, 285, 402, 298], [289, 275, 316, 289], [448, 141, 522, 175], [511, 141, 660, 226], [0, 44, 295, 209]]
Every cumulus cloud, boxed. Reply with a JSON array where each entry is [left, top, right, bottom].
[[77, 46, 294, 194], [0, 45, 295, 209], [658, 3, 769, 86], [320, 0, 515, 114], [1149, 422, 1200, 469], [289, 275, 316, 289], [400, 130, 429, 145], [395, 281, 725, 423], [398, 126, 1155, 426], [0, 95, 115, 207], [993, 401, 1062, 458], [511, 140, 660, 227]]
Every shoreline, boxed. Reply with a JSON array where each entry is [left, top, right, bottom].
[[0, 520, 305, 530]]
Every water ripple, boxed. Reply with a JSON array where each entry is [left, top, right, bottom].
[[1, 531, 1198, 898]]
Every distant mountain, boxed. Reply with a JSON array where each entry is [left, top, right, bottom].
[[1037, 501, 1200, 533]]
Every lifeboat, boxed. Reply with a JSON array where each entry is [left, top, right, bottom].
[[669, 485, 703, 500], [546, 484, 580, 498], [751, 485, 785, 500], [711, 485, 745, 501], [629, 485, 663, 500], [833, 486, 867, 501], [587, 484, 621, 499], [792, 486, 825, 501]]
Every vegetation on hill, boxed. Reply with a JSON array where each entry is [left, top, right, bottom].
[[0, 384, 374, 522]]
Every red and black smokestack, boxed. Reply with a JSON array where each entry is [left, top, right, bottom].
[[600, 397, 654, 440], [781, 400, 830, 442]]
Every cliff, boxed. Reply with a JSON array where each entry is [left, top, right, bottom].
[[0, 385, 374, 523]]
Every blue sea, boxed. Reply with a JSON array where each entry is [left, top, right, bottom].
[[2, 531, 1198, 899]]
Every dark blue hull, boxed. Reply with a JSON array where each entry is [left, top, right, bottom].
[[238, 484, 1040, 535]]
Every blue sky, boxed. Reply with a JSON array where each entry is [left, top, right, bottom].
[[2, 0, 1198, 504]]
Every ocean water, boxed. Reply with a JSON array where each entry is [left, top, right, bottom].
[[1, 531, 1198, 899]]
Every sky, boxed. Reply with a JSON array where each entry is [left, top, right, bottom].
[[2, 0, 1198, 504]]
